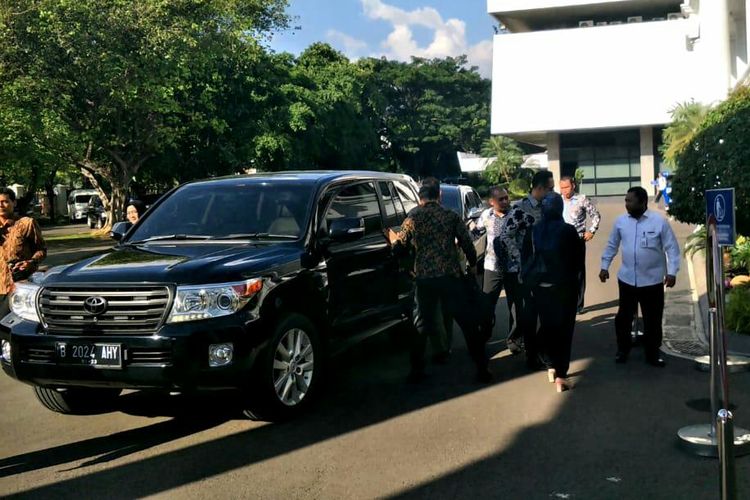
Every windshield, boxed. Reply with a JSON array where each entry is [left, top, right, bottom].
[[127, 180, 315, 242], [74, 194, 94, 204]]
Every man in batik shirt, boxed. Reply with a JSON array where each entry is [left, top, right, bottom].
[[559, 176, 601, 313], [496, 171, 554, 368], [388, 178, 491, 383], [0, 187, 47, 315]]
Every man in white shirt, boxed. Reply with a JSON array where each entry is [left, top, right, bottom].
[[599, 187, 680, 367]]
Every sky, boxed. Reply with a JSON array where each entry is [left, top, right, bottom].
[[269, 0, 496, 78]]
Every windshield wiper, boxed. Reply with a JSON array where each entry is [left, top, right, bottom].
[[209, 233, 298, 240], [127, 234, 213, 245]]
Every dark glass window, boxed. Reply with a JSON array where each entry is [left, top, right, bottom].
[[394, 181, 419, 214], [326, 182, 382, 236]]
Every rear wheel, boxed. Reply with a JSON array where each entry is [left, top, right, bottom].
[[243, 313, 322, 421], [33, 386, 122, 414]]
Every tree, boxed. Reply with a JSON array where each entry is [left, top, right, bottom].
[[0, 0, 289, 229], [659, 100, 711, 168], [359, 56, 490, 178], [480, 135, 524, 185]]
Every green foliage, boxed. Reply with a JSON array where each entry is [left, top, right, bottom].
[[659, 100, 711, 168], [684, 225, 707, 258], [669, 86, 750, 235], [574, 167, 585, 188], [359, 56, 490, 177], [508, 178, 530, 200], [726, 286, 750, 334], [731, 235, 750, 271], [0, 0, 289, 227], [480, 136, 524, 185]]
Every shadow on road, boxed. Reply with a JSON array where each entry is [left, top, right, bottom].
[[5, 302, 749, 499]]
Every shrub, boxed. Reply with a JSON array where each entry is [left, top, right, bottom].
[[669, 85, 750, 235], [725, 286, 750, 334]]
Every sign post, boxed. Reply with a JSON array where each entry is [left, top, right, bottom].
[[706, 188, 736, 246]]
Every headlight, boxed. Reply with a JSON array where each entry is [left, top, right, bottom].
[[9, 282, 41, 323], [167, 278, 263, 324]]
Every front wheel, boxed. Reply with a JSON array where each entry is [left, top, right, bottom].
[[33, 386, 122, 414], [243, 313, 322, 421]]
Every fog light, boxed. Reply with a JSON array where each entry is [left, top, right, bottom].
[[1, 340, 11, 362], [208, 343, 233, 367]]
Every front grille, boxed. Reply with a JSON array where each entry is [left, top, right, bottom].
[[128, 347, 173, 366], [39, 286, 171, 335], [20, 346, 55, 364]]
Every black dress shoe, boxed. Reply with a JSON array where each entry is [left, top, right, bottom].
[[615, 352, 629, 364], [646, 357, 666, 368]]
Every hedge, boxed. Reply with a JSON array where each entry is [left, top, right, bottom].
[[670, 85, 750, 235]]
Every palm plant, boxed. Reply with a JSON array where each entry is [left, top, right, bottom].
[[480, 135, 524, 185], [660, 100, 711, 168]]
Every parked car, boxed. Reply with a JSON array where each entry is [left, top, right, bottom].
[[86, 196, 107, 229], [439, 184, 488, 272], [67, 189, 99, 223], [0, 171, 421, 421]]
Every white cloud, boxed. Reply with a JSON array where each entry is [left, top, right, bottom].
[[357, 0, 492, 78], [326, 29, 368, 58]]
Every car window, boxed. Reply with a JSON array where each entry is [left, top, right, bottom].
[[128, 181, 315, 241], [377, 181, 401, 227], [440, 188, 461, 216], [325, 182, 382, 237], [394, 181, 418, 214]]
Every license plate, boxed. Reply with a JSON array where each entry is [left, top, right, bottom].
[[56, 342, 122, 369]]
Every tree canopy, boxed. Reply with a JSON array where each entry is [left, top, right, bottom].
[[1, 2, 491, 225]]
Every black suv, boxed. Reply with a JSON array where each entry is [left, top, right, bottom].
[[0, 172, 421, 420]]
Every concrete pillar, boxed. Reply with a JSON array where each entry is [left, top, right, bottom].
[[639, 127, 655, 191], [546, 132, 561, 191]]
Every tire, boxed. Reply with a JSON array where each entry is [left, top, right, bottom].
[[243, 313, 322, 421], [33, 386, 122, 415]]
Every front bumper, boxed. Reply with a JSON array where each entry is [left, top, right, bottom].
[[0, 313, 268, 391]]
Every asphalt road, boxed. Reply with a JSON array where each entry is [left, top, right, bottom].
[[2, 198, 749, 499]]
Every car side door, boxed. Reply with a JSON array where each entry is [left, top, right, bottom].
[[320, 181, 392, 334]]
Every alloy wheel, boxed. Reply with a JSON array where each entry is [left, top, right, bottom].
[[272, 328, 314, 406]]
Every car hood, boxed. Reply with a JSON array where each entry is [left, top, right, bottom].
[[38, 242, 304, 286]]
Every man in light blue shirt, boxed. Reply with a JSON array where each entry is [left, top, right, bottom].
[[599, 187, 680, 367]]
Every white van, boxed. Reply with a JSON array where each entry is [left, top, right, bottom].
[[67, 189, 98, 222]]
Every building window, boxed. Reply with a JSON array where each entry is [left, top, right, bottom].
[[560, 129, 641, 196]]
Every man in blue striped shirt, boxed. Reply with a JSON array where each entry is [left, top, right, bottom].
[[599, 187, 681, 367]]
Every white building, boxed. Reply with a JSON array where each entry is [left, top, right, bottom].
[[488, 0, 749, 195]]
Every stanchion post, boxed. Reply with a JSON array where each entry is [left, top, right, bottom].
[[717, 409, 737, 500]]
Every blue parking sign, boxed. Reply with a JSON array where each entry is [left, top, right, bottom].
[[706, 188, 736, 246]]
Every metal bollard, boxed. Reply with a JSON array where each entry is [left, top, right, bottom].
[[717, 409, 737, 500]]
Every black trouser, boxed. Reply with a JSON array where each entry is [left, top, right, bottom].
[[577, 244, 587, 311], [614, 280, 665, 359], [535, 284, 577, 378], [412, 277, 486, 372], [482, 269, 504, 338], [519, 281, 541, 365], [503, 272, 522, 344]]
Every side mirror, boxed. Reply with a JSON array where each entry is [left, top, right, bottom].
[[329, 217, 365, 243], [110, 221, 131, 241], [467, 207, 484, 221]]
